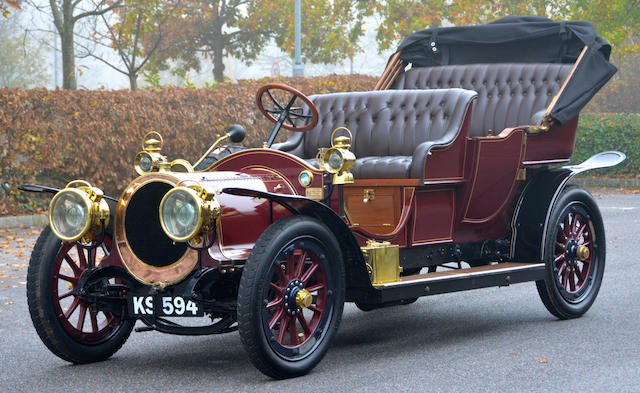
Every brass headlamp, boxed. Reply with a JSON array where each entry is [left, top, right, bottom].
[[48, 180, 110, 242], [318, 127, 356, 185], [134, 131, 194, 175], [159, 180, 221, 243]]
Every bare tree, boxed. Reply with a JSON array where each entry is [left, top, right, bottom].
[[45, 0, 121, 89], [77, 0, 181, 90]]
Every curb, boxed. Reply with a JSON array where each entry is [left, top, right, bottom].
[[0, 214, 48, 230], [570, 177, 640, 189]]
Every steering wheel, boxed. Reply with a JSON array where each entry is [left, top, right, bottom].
[[256, 83, 319, 147]]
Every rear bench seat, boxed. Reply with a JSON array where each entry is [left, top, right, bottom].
[[391, 63, 574, 137], [275, 89, 477, 180]]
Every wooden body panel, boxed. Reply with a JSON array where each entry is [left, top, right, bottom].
[[423, 108, 472, 183], [523, 116, 579, 165]]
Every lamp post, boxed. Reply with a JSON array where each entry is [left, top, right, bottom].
[[292, 0, 304, 77]]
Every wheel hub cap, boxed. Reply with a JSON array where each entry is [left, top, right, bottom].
[[296, 289, 313, 309], [576, 245, 590, 261], [284, 279, 305, 316]]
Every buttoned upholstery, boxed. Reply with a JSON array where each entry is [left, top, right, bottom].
[[275, 89, 476, 179], [392, 63, 573, 137]]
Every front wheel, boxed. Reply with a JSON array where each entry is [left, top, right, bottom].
[[27, 226, 134, 363], [536, 187, 605, 319], [238, 216, 345, 379]]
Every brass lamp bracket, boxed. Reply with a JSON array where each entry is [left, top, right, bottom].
[[317, 127, 356, 185], [527, 115, 556, 135]]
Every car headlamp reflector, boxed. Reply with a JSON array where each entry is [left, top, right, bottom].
[[159, 183, 220, 243], [48, 181, 110, 242], [160, 189, 201, 241], [327, 150, 343, 172]]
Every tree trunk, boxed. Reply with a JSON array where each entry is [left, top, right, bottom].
[[60, 23, 76, 89], [128, 73, 138, 91], [213, 40, 225, 83]]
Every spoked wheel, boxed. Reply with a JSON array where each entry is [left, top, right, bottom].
[[238, 216, 345, 379], [27, 226, 134, 363], [536, 187, 605, 319]]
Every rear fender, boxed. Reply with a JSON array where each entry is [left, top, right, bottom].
[[511, 151, 625, 261], [222, 188, 371, 289]]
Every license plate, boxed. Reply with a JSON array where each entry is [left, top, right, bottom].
[[129, 296, 204, 317]]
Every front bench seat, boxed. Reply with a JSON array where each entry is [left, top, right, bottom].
[[274, 89, 477, 180]]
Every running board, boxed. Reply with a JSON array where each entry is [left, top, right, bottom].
[[373, 262, 545, 303]]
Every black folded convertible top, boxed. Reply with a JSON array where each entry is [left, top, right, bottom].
[[395, 16, 617, 125]]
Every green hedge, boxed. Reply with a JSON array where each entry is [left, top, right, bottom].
[[573, 113, 640, 177]]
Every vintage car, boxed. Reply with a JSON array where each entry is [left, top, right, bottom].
[[23, 17, 625, 379]]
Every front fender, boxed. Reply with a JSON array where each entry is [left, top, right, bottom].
[[223, 187, 371, 290], [510, 151, 625, 261]]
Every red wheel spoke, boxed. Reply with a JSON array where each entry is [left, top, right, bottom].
[[580, 241, 591, 248], [76, 303, 87, 331], [563, 214, 571, 236], [266, 297, 282, 309], [554, 254, 565, 264], [64, 254, 83, 276], [56, 273, 77, 284], [57, 290, 73, 300], [561, 269, 569, 290], [269, 308, 284, 330], [64, 298, 80, 319], [275, 264, 287, 284], [269, 282, 284, 295], [568, 270, 576, 292], [289, 318, 298, 346], [89, 310, 99, 333], [306, 283, 325, 293], [576, 222, 587, 238], [286, 254, 295, 280], [555, 242, 566, 251], [308, 304, 322, 314], [301, 262, 319, 284], [557, 262, 566, 278], [77, 246, 88, 269], [574, 264, 585, 283], [277, 316, 289, 343], [294, 250, 307, 278], [298, 313, 311, 336], [572, 214, 581, 235]]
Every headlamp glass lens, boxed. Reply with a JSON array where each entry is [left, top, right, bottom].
[[138, 154, 153, 173], [327, 151, 343, 171], [51, 192, 89, 240], [162, 190, 200, 240]]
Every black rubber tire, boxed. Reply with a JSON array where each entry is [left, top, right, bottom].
[[237, 216, 345, 379], [536, 187, 606, 319], [27, 226, 134, 363]]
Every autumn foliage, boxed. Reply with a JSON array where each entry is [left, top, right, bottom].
[[0, 75, 377, 215]]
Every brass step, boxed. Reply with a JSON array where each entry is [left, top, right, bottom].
[[378, 262, 545, 289]]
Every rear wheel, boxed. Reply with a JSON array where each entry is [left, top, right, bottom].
[[536, 187, 605, 319], [27, 226, 134, 363], [238, 216, 345, 379]]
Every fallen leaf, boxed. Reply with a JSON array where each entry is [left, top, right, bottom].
[[539, 359, 548, 364], [5, 301, 14, 305]]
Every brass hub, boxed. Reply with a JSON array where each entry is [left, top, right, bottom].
[[296, 289, 313, 309], [577, 245, 590, 261]]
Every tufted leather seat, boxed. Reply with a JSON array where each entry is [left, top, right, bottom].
[[275, 89, 476, 179], [392, 63, 573, 137]]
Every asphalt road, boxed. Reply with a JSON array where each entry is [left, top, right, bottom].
[[1, 192, 638, 392]]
